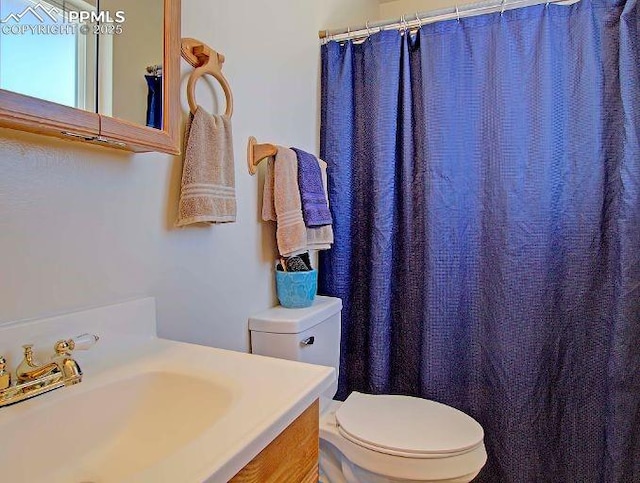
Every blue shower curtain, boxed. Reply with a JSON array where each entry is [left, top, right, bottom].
[[319, 0, 640, 481]]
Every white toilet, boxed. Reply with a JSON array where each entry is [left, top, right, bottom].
[[249, 296, 487, 483]]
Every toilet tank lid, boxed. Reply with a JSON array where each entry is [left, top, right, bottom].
[[249, 296, 342, 334]]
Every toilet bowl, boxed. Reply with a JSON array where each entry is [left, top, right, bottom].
[[249, 296, 487, 482], [318, 395, 486, 483]]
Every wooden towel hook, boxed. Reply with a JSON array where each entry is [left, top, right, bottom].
[[246, 138, 328, 175], [181, 38, 234, 117], [247, 136, 277, 175]]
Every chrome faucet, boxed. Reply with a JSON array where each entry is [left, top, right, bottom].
[[0, 334, 99, 408]]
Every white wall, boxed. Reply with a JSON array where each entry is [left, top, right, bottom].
[[380, 0, 460, 19], [0, 0, 379, 351]]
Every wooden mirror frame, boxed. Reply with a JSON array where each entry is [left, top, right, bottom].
[[0, 0, 181, 155]]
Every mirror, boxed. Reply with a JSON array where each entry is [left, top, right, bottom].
[[0, 0, 164, 129], [0, 0, 180, 153], [0, 0, 98, 112], [97, 0, 164, 129]]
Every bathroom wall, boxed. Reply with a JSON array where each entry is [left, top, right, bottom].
[[380, 0, 461, 18], [0, 0, 379, 351]]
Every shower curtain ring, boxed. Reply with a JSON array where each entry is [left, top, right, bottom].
[[501, 0, 507, 16], [366, 21, 373, 37], [416, 12, 423, 28], [455, 5, 461, 22]]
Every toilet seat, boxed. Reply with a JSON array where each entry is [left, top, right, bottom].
[[320, 397, 487, 482], [335, 392, 484, 459]]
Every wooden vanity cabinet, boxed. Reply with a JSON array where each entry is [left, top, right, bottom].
[[231, 400, 320, 483]]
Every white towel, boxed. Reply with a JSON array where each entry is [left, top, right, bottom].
[[176, 107, 236, 226]]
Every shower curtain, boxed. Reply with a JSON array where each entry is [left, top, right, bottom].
[[319, 0, 640, 481]]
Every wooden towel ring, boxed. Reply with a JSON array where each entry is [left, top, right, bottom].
[[181, 38, 234, 117]]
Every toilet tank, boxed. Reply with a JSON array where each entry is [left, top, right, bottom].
[[249, 296, 342, 399]]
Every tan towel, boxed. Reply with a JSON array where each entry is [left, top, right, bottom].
[[262, 157, 277, 222], [272, 147, 307, 256], [307, 160, 334, 249], [262, 151, 333, 254], [176, 107, 236, 226]]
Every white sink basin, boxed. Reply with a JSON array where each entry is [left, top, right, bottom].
[[0, 372, 233, 482], [0, 298, 335, 482]]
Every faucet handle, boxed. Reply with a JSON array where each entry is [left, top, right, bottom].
[[0, 356, 10, 390], [55, 334, 99, 355], [71, 334, 99, 351]]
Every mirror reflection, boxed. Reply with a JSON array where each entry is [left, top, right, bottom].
[[97, 0, 164, 129], [0, 0, 164, 129], [0, 0, 98, 111]]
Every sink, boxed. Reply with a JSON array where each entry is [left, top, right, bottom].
[[0, 372, 233, 482], [0, 298, 335, 482]]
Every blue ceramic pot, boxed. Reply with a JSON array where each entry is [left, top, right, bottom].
[[276, 269, 317, 308]]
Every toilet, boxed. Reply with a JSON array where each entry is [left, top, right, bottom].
[[249, 296, 487, 483]]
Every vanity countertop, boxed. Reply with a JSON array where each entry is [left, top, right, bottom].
[[0, 298, 335, 482]]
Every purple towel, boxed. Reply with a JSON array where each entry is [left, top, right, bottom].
[[291, 148, 332, 227]]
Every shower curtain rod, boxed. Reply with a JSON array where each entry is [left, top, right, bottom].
[[319, 0, 580, 43]]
